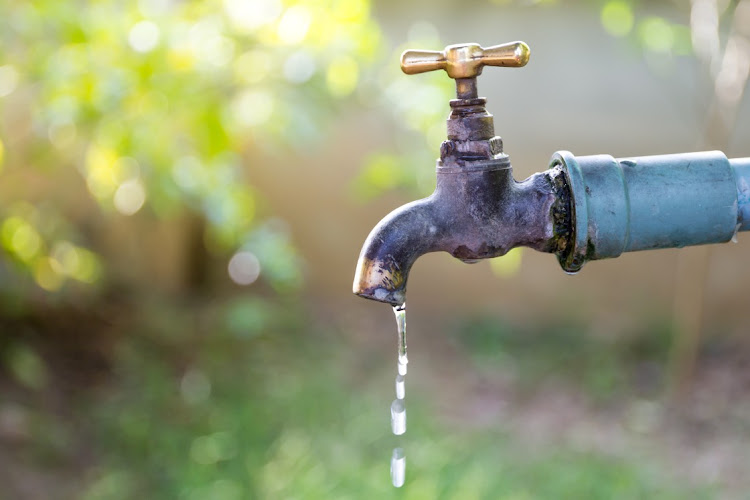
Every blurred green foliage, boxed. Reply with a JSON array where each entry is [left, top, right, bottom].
[[351, 22, 455, 201], [354, 0, 709, 205], [0, 0, 714, 298], [4, 341, 49, 390], [598, 0, 693, 56], [63, 299, 705, 499], [0, 0, 384, 296], [0, 298, 719, 498], [456, 315, 674, 400]]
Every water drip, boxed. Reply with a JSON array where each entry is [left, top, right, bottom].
[[390, 399, 406, 435], [395, 374, 405, 399], [390, 447, 405, 487]]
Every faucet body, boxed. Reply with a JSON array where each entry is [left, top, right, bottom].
[[353, 157, 569, 305], [353, 41, 750, 306], [353, 88, 571, 306]]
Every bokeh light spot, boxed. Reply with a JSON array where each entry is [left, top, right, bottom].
[[489, 247, 523, 277], [34, 257, 63, 292], [190, 432, 237, 465], [228, 251, 260, 285], [326, 57, 359, 97], [70, 248, 101, 283], [2, 218, 42, 262], [277, 6, 312, 45], [354, 154, 405, 200], [85, 144, 120, 200], [172, 156, 203, 193], [138, 0, 172, 17], [335, 0, 369, 22], [190, 435, 221, 465], [49, 241, 102, 284], [234, 50, 272, 84], [190, 23, 234, 68], [180, 368, 211, 405], [12, 225, 41, 261], [166, 46, 195, 71], [51, 242, 79, 276], [639, 17, 675, 53], [283, 50, 316, 84], [206, 480, 242, 500], [114, 179, 147, 216], [0, 65, 19, 97], [128, 20, 161, 53], [224, 0, 281, 32], [601, 1, 634, 37], [232, 90, 273, 127], [5, 344, 48, 390]]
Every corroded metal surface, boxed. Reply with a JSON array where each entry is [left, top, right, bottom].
[[352, 159, 570, 305]]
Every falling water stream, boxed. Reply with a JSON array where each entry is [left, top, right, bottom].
[[390, 303, 408, 487], [390, 447, 406, 488]]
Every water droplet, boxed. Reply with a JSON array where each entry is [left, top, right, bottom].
[[390, 447, 406, 488], [395, 374, 405, 399], [397, 357, 407, 376], [390, 399, 406, 435]]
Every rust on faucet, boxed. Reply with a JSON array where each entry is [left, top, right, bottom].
[[353, 64, 572, 305]]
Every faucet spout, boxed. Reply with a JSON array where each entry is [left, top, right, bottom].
[[352, 197, 440, 306], [352, 157, 571, 305]]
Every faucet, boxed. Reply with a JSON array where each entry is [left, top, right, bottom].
[[353, 41, 750, 306]]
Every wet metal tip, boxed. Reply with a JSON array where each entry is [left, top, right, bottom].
[[352, 256, 407, 306]]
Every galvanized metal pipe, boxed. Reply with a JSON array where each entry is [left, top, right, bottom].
[[732, 158, 750, 232], [553, 150, 749, 273]]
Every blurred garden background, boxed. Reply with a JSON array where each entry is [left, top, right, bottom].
[[0, 0, 749, 498]]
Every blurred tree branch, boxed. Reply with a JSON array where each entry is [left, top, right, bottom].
[[0, 0, 388, 299]]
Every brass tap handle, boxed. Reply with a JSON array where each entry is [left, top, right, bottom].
[[400, 42, 530, 79]]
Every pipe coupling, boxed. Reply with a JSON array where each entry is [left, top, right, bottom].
[[552, 150, 740, 273]]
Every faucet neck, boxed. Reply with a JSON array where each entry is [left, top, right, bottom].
[[455, 77, 478, 99], [440, 95, 504, 168]]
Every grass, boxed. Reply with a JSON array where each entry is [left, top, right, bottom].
[[454, 314, 674, 401], [61, 295, 713, 499]]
